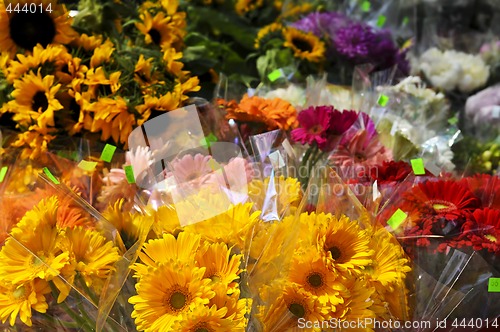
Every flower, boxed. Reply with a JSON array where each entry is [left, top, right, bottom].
[[416, 48, 489, 93], [370, 160, 413, 184], [0, 197, 70, 286], [172, 305, 237, 331], [316, 214, 374, 276], [263, 84, 306, 108], [224, 95, 297, 131], [10, 71, 63, 129], [465, 85, 500, 129], [58, 226, 120, 291], [255, 22, 283, 49], [235, 0, 264, 15], [334, 23, 375, 61], [282, 27, 325, 63], [195, 242, 243, 293], [168, 154, 212, 185], [134, 232, 201, 276], [0, 0, 76, 56], [467, 208, 500, 253], [292, 11, 349, 37], [291, 105, 332, 148], [0, 279, 50, 327], [129, 264, 215, 331], [288, 250, 345, 303], [248, 176, 302, 218]]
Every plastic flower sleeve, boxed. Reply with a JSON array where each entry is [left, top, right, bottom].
[[0, 168, 131, 330], [376, 173, 500, 328]]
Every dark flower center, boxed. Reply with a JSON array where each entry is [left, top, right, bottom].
[[292, 37, 313, 53], [148, 29, 162, 45], [169, 291, 187, 310], [69, 98, 81, 121], [195, 327, 210, 332], [307, 273, 323, 288], [9, 13, 56, 50], [309, 125, 323, 135], [61, 64, 70, 75], [288, 302, 306, 318], [98, 84, 113, 97], [32, 91, 49, 112], [354, 153, 366, 162], [328, 246, 342, 260]]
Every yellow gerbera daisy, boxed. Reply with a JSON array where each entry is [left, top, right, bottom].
[[0, 197, 69, 285], [288, 249, 346, 304], [257, 283, 329, 331], [195, 242, 243, 293], [129, 264, 214, 331], [10, 71, 63, 129], [248, 176, 302, 219], [103, 199, 153, 251], [316, 214, 374, 276], [58, 226, 120, 291], [172, 305, 235, 331], [283, 27, 325, 63], [150, 205, 182, 237], [0, 0, 76, 56], [0, 279, 50, 327], [365, 227, 411, 293], [184, 202, 260, 250], [209, 286, 252, 330], [134, 232, 201, 276], [335, 278, 375, 322]]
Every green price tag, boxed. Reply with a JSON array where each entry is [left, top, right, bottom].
[[402, 16, 409, 26], [124, 165, 136, 184], [361, 1, 371, 12], [43, 167, 60, 185], [411, 158, 426, 175], [377, 94, 389, 107], [488, 278, 500, 292], [78, 160, 98, 172], [268, 69, 284, 82], [100, 144, 117, 162], [377, 15, 386, 27], [448, 115, 458, 125], [0, 166, 7, 183], [199, 133, 218, 148], [387, 209, 407, 230]]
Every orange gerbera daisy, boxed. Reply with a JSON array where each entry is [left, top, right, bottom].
[[224, 95, 298, 131]]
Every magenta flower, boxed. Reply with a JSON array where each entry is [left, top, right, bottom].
[[291, 105, 332, 148]]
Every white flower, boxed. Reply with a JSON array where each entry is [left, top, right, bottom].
[[264, 85, 306, 108], [417, 48, 489, 93]]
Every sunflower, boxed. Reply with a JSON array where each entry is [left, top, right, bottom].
[[195, 242, 243, 293], [88, 96, 136, 145], [172, 305, 236, 332], [129, 264, 214, 331], [288, 249, 345, 304], [58, 226, 120, 291], [365, 227, 411, 293], [0, 279, 50, 327], [316, 214, 374, 276], [89, 39, 115, 69], [135, 11, 185, 49], [235, 0, 264, 15], [257, 282, 329, 331], [0, 0, 76, 56], [0, 197, 69, 286], [283, 27, 326, 63], [134, 54, 157, 87], [84, 66, 121, 99], [248, 176, 302, 218], [255, 22, 283, 49], [10, 71, 63, 129], [70, 33, 103, 52], [137, 92, 182, 122], [6, 44, 69, 82], [10, 129, 56, 160], [134, 232, 201, 276]]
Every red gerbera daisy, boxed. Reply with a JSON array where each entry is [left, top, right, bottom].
[[459, 174, 500, 209], [370, 160, 413, 184], [466, 208, 500, 253]]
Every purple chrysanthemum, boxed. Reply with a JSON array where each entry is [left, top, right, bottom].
[[292, 11, 349, 37], [334, 23, 376, 61]]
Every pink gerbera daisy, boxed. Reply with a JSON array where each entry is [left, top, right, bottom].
[[291, 105, 332, 148], [168, 154, 212, 185]]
